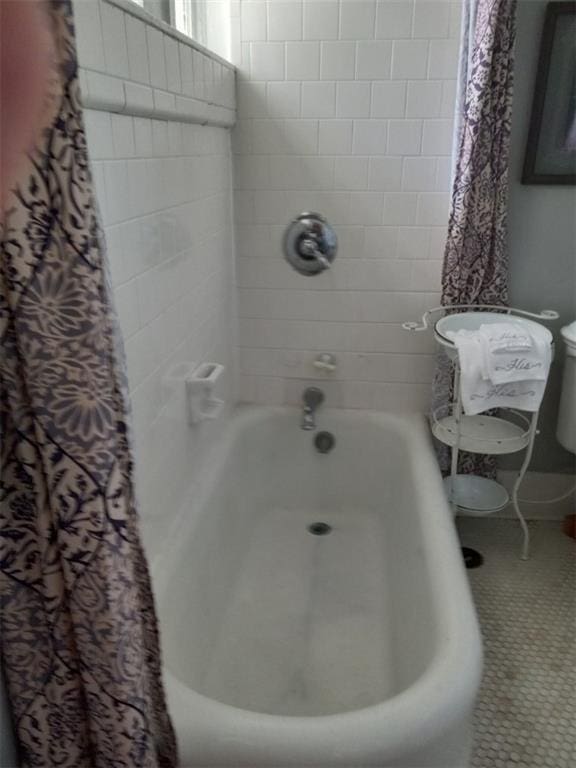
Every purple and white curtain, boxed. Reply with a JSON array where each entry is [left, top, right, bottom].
[[434, 0, 518, 476], [0, 2, 177, 765]]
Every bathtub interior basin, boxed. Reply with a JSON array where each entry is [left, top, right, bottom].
[[152, 406, 482, 766], [166, 506, 412, 717]]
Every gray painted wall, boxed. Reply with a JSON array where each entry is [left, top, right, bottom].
[[505, 0, 576, 473]]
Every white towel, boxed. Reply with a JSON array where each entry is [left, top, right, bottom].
[[477, 322, 533, 352], [477, 322, 551, 384], [447, 324, 551, 415]]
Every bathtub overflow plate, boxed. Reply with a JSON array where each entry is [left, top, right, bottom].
[[314, 431, 335, 454]]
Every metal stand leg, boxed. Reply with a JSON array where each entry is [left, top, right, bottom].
[[450, 363, 463, 514], [511, 412, 539, 561]]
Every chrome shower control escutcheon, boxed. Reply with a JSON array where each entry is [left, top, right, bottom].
[[283, 212, 337, 276]]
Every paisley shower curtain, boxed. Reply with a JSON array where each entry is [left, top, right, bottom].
[[0, 2, 177, 765], [433, 0, 517, 476]]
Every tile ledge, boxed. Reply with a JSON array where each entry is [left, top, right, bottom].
[[79, 68, 236, 128]]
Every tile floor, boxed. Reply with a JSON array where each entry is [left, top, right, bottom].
[[457, 518, 575, 768]]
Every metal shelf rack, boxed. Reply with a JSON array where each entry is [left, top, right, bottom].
[[404, 304, 559, 559]]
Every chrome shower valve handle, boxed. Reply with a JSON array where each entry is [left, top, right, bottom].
[[283, 212, 337, 276]]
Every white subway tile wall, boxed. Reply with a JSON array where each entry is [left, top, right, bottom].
[[89, 112, 236, 529], [75, 0, 237, 537], [233, 0, 459, 408]]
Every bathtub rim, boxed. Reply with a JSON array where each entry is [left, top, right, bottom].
[[154, 406, 483, 761]]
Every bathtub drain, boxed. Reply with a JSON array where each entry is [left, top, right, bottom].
[[308, 522, 332, 536]]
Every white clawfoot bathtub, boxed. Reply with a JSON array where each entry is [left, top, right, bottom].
[[152, 406, 482, 767]]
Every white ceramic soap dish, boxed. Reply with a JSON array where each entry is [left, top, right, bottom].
[[186, 363, 225, 424]]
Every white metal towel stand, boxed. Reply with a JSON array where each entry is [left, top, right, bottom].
[[404, 304, 559, 560]]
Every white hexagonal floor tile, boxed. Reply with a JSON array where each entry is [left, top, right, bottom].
[[458, 519, 575, 768]]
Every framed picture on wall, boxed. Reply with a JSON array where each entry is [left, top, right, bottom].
[[522, 1, 576, 184]]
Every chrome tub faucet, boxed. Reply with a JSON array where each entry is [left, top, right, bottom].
[[301, 387, 325, 430]]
